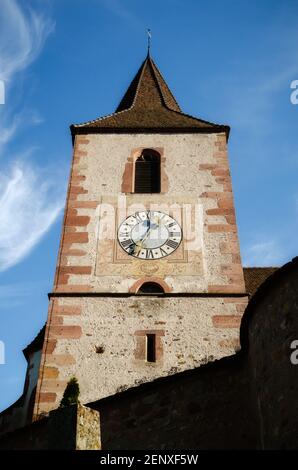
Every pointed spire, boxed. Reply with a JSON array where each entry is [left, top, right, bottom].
[[71, 55, 230, 139], [115, 55, 181, 113]]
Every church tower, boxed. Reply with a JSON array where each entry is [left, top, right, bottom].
[[34, 54, 248, 416]]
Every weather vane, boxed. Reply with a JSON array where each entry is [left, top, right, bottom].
[[147, 28, 151, 54]]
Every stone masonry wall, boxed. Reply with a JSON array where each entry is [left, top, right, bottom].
[[52, 132, 245, 294], [34, 131, 247, 416], [8, 262, 298, 450], [248, 265, 298, 449], [35, 295, 247, 414], [0, 405, 100, 450], [89, 355, 259, 450]]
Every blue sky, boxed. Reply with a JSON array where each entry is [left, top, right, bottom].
[[0, 0, 297, 411]]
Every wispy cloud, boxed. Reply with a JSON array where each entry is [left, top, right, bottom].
[[0, 282, 44, 309], [99, 0, 143, 30], [0, 161, 64, 272], [224, 63, 298, 132], [0, 109, 44, 155], [212, 19, 298, 135], [0, 0, 55, 82], [241, 190, 298, 268], [0, 1, 62, 272], [242, 240, 284, 267], [0, 117, 19, 149], [0, 0, 54, 152]]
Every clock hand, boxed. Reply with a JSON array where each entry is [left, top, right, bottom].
[[130, 228, 152, 255], [131, 217, 160, 253], [127, 220, 151, 255], [132, 219, 151, 245], [136, 218, 161, 248], [131, 234, 151, 254], [140, 228, 152, 243]]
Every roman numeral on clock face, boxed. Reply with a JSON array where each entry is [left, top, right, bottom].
[[121, 239, 135, 249], [146, 249, 154, 259], [168, 232, 180, 237], [134, 212, 143, 223], [133, 211, 152, 224], [165, 239, 179, 249], [160, 247, 168, 257]]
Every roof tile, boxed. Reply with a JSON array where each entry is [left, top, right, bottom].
[[243, 267, 279, 297], [71, 55, 229, 136]]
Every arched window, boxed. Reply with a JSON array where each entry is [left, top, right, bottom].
[[137, 282, 165, 294], [134, 149, 161, 193]]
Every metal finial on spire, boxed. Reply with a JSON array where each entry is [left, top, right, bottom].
[[147, 29, 151, 55]]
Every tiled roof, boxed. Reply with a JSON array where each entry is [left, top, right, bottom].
[[243, 267, 279, 298], [71, 54, 229, 137], [116, 55, 181, 113]]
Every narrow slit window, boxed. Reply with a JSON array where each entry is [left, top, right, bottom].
[[146, 334, 156, 363], [134, 149, 161, 193]]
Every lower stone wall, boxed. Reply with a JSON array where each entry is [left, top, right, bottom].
[[36, 295, 247, 415], [247, 264, 298, 449], [3, 260, 298, 450], [0, 416, 48, 450], [89, 354, 259, 450], [0, 397, 26, 438], [0, 405, 100, 450]]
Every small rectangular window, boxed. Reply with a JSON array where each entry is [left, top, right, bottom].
[[146, 334, 156, 363]]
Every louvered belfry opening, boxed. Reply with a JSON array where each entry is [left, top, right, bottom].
[[134, 149, 161, 193]]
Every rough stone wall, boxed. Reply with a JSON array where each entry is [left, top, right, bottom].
[[88, 263, 298, 450], [0, 405, 100, 450], [34, 295, 247, 413], [0, 417, 48, 450], [0, 399, 25, 438], [6, 262, 298, 450], [34, 130, 247, 416], [89, 356, 259, 450], [52, 132, 245, 294], [248, 267, 298, 449]]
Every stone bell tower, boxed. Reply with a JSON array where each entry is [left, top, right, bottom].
[[34, 53, 248, 416]]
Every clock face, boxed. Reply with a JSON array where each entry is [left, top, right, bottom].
[[118, 211, 182, 259]]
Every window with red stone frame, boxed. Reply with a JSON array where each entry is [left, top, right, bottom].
[[134, 330, 165, 363], [134, 149, 161, 193]]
